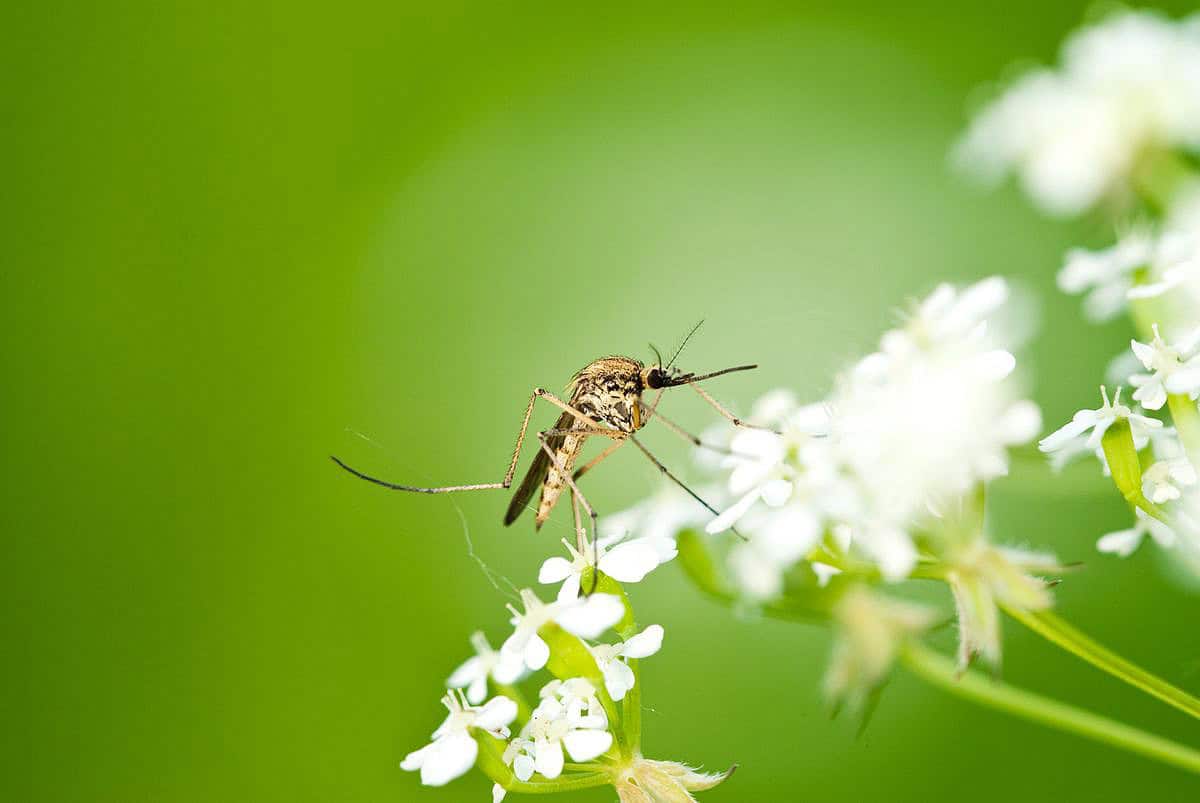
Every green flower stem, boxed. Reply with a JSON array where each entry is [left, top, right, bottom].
[[1002, 605, 1200, 721], [624, 657, 643, 756], [1167, 393, 1200, 461], [1100, 419, 1171, 525], [901, 641, 1200, 775], [475, 733, 612, 794]]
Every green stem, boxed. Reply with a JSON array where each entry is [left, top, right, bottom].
[[624, 657, 643, 756], [1002, 606, 1200, 721], [901, 641, 1200, 774], [1167, 393, 1200, 462]]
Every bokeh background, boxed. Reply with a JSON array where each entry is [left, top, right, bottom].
[[7, 2, 1200, 801]]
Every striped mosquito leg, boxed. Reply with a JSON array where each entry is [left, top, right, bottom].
[[536, 432, 600, 549], [687, 381, 781, 434], [638, 402, 741, 456], [331, 387, 608, 493], [628, 435, 747, 541]]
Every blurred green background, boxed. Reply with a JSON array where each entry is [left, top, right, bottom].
[[7, 2, 1200, 800]]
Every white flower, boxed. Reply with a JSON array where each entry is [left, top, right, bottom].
[[1126, 232, 1200, 302], [824, 586, 936, 711], [1129, 324, 1200, 409], [539, 536, 673, 602], [401, 692, 517, 787], [492, 783, 506, 802], [881, 276, 1012, 356], [589, 624, 664, 701], [1143, 459, 1198, 504], [503, 678, 613, 781], [447, 631, 527, 703], [500, 589, 624, 675], [704, 429, 795, 535], [1059, 233, 1154, 322], [1097, 509, 1178, 557], [955, 10, 1200, 217], [1038, 386, 1162, 455]]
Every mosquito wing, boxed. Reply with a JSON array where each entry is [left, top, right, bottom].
[[503, 410, 574, 526]]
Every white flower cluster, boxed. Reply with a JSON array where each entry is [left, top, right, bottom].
[[954, 10, 1200, 217], [619, 277, 1041, 600], [402, 584, 666, 799]]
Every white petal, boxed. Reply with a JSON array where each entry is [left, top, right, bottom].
[[538, 557, 574, 584], [976, 349, 1016, 381], [562, 729, 613, 762], [620, 624, 664, 659], [1096, 527, 1143, 557], [1130, 338, 1156, 370], [513, 753, 535, 781], [493, 782, 507, 803], [601, 659, 634, 701], [555, 572, 582, 603], [705, 488, 760, 534], [811, 561, 842, 587], [1038, 412, 1096, 452], [760, 478, 794, 507], [555, 594, 623, 639], [466, 673, 489, 705], [534, 739, 564, 779], [1166, 366, 1200, 395], [400, 742, 432, 772], [474, 696, 518, 731], [419, 731, 478, 786], [524, 634, 550, 671], [491, 649, 526, 685], [599, 541, 662, 583], [447, 656, 483, 690]]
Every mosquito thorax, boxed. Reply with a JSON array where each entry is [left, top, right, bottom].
[[569, 356, 648, 433]]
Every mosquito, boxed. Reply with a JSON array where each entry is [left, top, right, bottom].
[[331, 329, 765, 569]]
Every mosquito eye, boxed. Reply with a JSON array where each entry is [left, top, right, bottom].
[[647, 369, 663, 389]]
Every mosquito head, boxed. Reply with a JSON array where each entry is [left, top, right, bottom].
[[652, 363, 758, 389]]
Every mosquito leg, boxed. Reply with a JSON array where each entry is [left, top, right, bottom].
[[573, 438, 626, 482], [628, 435, 747, 541], [536, 432, 600, 551], [541, 427, 626, 440], [332, 387, 611, 493], [570, 489, 585, 555], [688, 382, 781, 434], [638, 402, 742, 456]]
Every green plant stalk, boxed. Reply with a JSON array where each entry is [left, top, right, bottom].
[[1100, 419, 1171, 525], [1167, 393, 1200, 462], [1003, 605, 1200, 721], [901, 642, 1200, 774]]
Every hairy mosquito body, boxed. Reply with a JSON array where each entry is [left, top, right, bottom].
[[332, 334, 761, 559]]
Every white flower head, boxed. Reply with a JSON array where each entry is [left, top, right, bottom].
[[956, 10, 1200, 216], [1038, 386, 1163, 456], [1129, 324, 1200, 409], [500, 589, 624, 675], [1098, 508, 1178, 557], [503, 678, 613, 781], [1126, 232, 1200, 302], [1143, 458, 1198, 504], [589, 624, 664, 701], [824, 586, 936, 712], [1059, 233, 1153, 322], [401, 691, 517, 787], [448, 631, 528, 703], [539, 535, 674, 602]]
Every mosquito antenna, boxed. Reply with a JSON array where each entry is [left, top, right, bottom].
[[648, 342, 664, 368], [666, 319, 705, 371], [664, 363, 758, 387]]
